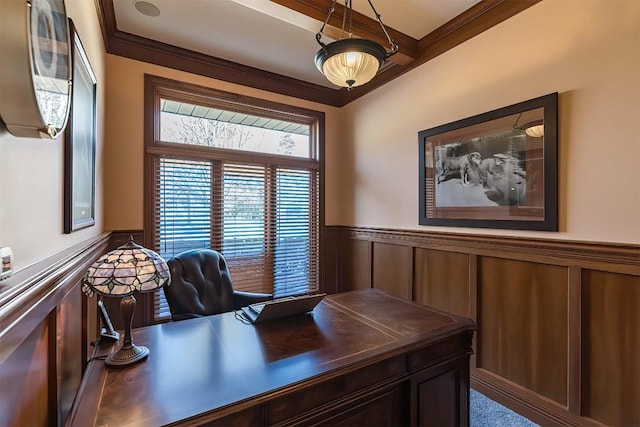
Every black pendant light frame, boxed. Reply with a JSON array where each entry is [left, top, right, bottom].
[[315, 0, 398, 88]]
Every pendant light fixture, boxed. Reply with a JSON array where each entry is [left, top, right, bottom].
[[513, 112, 544, 138], [315, 0, 398, 90]]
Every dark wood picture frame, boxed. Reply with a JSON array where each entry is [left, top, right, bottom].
[[64, 19, 96, 233], [418, 93, 558, 231]]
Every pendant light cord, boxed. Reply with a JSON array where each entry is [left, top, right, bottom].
[[316, 0, 338, 47], [347, 0, 353, 38], [367, 0, 398, 54], [316, 0, 398, 57]]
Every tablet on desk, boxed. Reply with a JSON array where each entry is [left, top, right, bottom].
[[241, 293, 326, 323]]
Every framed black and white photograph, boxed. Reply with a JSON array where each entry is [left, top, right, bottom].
[[418, 93, 558, 231], [64, 19, 96, 233]]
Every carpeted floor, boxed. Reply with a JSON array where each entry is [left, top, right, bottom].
[[470, 389, 539, 427]]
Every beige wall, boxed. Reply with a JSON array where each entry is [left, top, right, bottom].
[[339, 0, 640, 244], [0, 0, 106, 271], [2, 0, 637, 275], [103, 56, 343, 231]]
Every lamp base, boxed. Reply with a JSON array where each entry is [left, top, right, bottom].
[[105, 344, 149, 367]]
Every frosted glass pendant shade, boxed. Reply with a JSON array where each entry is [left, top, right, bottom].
[[525, 124, 544, 138], [315, 38, 386, 88]]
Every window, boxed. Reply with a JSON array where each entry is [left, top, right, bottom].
[[145, 75, 324, 322]]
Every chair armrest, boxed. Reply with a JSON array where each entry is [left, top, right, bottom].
[[233, 291, 272, 309]]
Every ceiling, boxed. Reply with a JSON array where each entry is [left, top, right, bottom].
[[97, 0, 540, 107]]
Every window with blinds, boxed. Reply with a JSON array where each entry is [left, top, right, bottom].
[[145, 76, 323, 322]]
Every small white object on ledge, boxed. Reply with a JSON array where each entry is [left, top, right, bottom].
[[0, 247, 13, 281]]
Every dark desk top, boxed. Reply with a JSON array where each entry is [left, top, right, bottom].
[[68, 289, 475, 426]]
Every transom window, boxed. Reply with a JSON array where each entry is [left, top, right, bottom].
[[145, 75, 324, 321], [160, 99, 311, 157]]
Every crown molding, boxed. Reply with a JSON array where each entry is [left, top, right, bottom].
[[95, 0, 541, 107]]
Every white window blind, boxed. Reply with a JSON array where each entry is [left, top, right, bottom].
[[219, 164, 268, 294], [274, 168, 318, 297], [157, 158, 212, 259], [154, 160, 319, 319]]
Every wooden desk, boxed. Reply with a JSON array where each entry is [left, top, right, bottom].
[[67, 289, 475, 426]]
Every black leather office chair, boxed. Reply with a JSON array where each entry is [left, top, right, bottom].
[[164, 249, 272, 321]]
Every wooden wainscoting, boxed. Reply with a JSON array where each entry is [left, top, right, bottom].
[[324, 226, 640, 427], [0, 233, 109, 426], [581, 269, 640, 426]]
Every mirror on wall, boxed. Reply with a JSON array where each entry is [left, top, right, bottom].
[[0, 0, 72, 139]]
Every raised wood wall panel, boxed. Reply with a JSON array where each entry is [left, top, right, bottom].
[[567, 266, 582, 415], [478, 257, 568, 405], [326, 226, 640, 426], [372, 243, 412, 300], [58, 286, 84, 425], [341, 239, 372, 291], [413, 248, 470, 318], [322, 231, 340, 294], [582, 269, 640, 426], [0, 319, 51, 426], [0, 233, 111, 426]]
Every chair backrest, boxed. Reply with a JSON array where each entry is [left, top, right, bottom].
[[164, 249, 236, 319]]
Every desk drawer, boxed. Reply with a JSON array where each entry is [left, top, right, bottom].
[[200, 406, 263, 427], [410, 332, 472, 372], [294, 386, 404, 427], [267, 355, 406, 423]]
